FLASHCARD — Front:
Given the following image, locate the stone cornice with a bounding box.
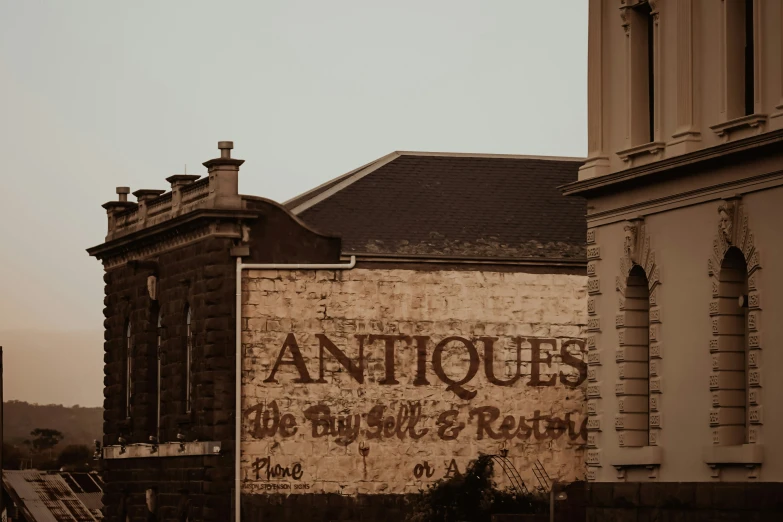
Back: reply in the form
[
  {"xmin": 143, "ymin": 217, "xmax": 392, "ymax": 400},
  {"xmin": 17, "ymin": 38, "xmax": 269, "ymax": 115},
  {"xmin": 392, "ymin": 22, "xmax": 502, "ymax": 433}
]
[
  {"xmin": 87, "ymin": 209, "xmax": 263, "ymax": 268},
  {"xmin": 561, "ymin": 129, "xmax": 783, "ymax": 198}
]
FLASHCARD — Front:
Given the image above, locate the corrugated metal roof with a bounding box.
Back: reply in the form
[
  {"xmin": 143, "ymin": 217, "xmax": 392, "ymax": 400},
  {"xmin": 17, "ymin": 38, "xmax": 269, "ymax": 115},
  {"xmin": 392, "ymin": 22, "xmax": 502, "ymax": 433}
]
[{"xmin": 3, "ymin": 471, "xmax": 103, "ymax": 522}]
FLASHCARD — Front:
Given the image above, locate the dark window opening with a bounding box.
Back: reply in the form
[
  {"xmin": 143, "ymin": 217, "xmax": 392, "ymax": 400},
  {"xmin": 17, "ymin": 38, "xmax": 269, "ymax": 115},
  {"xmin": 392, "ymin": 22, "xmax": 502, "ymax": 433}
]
[
  {"xmin": 125, "ymin": 320, "xmax": 133, "ymax": 419},
  {"xmin": 744, "ymin": 0, "xmax": 754, "ymax": 116},
  {"xmin": 624, "ymin": 265, "xmax": 651, "ymax": 447},
  {"xmin": 720, "ymin": 247, "xmax": 750, "ymax": 443},
  {"xmin": 185, "ymin": 305, "xmax": 193, "ymax": 414},
  {"xmin": 645, "ymin": 2, "xmax": 655, "ymax": 142},
  {"xmin": 156, "ymin": 309, "xmax": 163, "ymax": 441},
  {"xmin": 630, "ymin": 1, "xmax": 655, "ymax": 145}
]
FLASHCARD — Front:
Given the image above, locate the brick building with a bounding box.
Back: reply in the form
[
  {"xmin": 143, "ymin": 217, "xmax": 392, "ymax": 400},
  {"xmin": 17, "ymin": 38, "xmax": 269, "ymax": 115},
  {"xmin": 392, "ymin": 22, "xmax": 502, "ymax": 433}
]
[
  {"xmin": 563, "ymin": 1, "xmax": 783, "ymax": 519},
  {"xmin": 88, "ymin": 144, "xmax": 588, "ymax": 520}
]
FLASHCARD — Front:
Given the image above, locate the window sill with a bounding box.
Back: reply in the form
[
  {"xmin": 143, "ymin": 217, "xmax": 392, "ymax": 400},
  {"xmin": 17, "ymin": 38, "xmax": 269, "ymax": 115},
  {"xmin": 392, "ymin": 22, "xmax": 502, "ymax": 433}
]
[
  {"xmin": 616, "ymin": 142, "xmax": 666, "ymax": 163},
  {"xmin": 703, "ymin": 444, "xmax": 762, "ymax": 478},
  {"xmin": 710, "ymin": 114, "xmax": 768, "ymax": 138},
  {"xmin": 611, "ymin": 446, "xmax": 663, "ymax": 467},
  {"xmin": 103, "ymin": 440, "xmax": 223, "ymax": 459},
  {"xmin": 703, "ymin": 444, "xmax": 762, "ymax": 466},
  {"xmin": 612, "ymin": 446, "xmax": 662, "ymax": 479}
]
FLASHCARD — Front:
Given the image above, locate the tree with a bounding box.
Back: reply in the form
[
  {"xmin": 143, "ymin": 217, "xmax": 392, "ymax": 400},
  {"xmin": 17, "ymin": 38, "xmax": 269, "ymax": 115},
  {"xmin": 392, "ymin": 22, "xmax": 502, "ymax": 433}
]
[
  {"xmin": 56, "ymin": 444, "xmax": 93, "ymax": 471},
  {"xmin": 405, "ymin": 456, "xmax": 542, "ymax": 522},
  {"xmin": 23, "ymin": 428, "xmax": 65, "ymax": 467},
  {"xmin": 25, "ymin": 428, "xmax": 64, "ymax": 453}
]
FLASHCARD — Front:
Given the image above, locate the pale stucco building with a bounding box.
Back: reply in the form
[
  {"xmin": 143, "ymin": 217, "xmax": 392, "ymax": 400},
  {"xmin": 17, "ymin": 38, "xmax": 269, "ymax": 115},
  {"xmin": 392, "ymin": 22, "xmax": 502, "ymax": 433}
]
[{"xmin": 562, "ymin": 0, "xmax": 783, "ymax": 517}]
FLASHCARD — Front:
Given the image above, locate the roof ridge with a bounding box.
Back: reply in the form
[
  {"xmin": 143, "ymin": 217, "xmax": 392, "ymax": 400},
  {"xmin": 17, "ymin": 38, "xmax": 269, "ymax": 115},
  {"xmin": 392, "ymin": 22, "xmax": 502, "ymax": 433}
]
[
  {"xmin": 282, "ymin": 155, "xmax": 386, "ymax": 209},
  {"xmin": 395, "ymin": 150, "xmax": 586, "ymax": 162},
  {"xmin": 288, "ymin": 152, "xmax": 400, "ymax": 215},
  {"xmin": 287, "ymin": 150, "xmax": 585, "ymax": 215}
]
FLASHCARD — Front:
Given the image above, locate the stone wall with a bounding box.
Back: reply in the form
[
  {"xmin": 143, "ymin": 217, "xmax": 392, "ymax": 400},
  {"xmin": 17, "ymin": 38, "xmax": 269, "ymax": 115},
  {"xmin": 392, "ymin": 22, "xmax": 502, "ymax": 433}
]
[
  {"xmin": 102, "ymin": 235, "xmax": 237, "ymax": 521},
  {"xmin": 585, "ymin": 482, "xmax": 783, "ymax": 521},
  {"xmin": 240, "ymin": 267, "xmax": 588, "ymax": 499}
]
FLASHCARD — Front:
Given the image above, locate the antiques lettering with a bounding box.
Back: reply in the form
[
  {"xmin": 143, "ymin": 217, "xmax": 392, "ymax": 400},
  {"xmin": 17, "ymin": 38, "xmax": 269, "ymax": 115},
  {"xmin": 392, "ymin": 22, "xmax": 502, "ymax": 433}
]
[{"xmin": 262, "ymin": 334, "xmax": 586, "ymax": 399}]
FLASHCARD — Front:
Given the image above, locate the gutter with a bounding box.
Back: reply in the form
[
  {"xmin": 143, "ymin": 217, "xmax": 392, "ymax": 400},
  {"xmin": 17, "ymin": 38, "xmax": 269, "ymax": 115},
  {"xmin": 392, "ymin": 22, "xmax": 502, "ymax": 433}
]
[
  {"xmin": 233, "ymin": 255, "xmax": 357, "ymax": 522},
  {"xmin": 341, "ymin": 252, "xmax": 586, "ymax": 268}
]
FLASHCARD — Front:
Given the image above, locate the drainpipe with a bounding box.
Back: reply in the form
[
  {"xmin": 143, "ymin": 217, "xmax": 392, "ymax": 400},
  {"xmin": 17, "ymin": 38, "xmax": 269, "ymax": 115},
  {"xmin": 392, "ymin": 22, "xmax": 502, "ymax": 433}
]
[{"xmin": 234, "ymin": 256, "xmax": 356, "ymax": 522}]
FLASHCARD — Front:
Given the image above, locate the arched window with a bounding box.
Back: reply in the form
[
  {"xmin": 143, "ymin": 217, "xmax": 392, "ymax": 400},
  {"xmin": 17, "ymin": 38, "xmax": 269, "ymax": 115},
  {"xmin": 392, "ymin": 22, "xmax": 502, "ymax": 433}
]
[
  {"xmin": 125, "ymin": 320, "xmax": 133, "ymax": 419},
  {"xmin": 617, "ymin": 265, "xmax": 651, "ymax": 447},
  {"xmin": 712, "ymin": 246, "xmax": 749, "ymax": 445},
  {"xmin": 185, "ymin": 305, "xmax": 192, "ymax": 413},
  {"xmin": 156, "ymin": 309, "xmax": 163, "ymax": 440}
]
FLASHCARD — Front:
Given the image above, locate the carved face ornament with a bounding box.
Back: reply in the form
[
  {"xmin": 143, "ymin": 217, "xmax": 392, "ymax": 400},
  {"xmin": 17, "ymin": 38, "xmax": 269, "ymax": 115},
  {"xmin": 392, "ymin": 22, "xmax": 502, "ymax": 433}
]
[
  {"xmin": 623, "ymin": 224, "xmax": 638, "ymax": 264},
  {"xmin": 718, "ymin": 203, "xmax": 733, "ymax": 244}
]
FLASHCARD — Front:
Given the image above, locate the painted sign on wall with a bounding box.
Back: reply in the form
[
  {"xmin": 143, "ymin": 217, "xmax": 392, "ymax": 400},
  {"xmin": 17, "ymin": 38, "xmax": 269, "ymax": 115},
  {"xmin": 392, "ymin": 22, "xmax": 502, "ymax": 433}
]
[{"xmin": 241, "ymin": 268, "xmax": 588, "ymax": 495}]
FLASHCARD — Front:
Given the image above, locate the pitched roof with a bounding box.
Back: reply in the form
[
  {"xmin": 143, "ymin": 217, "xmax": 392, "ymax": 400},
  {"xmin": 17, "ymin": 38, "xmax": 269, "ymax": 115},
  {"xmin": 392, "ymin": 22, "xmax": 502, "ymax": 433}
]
[{"xmin": 286, "ymin": 151, "xmax": 586, "ymax": 263}]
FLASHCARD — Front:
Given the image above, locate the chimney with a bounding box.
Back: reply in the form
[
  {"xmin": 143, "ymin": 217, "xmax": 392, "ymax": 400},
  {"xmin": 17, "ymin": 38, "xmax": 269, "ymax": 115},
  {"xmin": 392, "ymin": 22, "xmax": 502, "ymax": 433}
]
[
  {"xmin": 133, "ymin": 189, "xmax": 166, "ymax": 203},
  {"xmin": 165, "ymin": 174, "xmax": 201, "ymax": 215},
  {"xmin": 101, "ymin": 187, "xmax": 138, "ymax": 239},
  {"xmin": 202, "ymin": 141, "xmax": 244, "ymax": 209},
  {"xmin": 133, "ymin": 189, "xmax": 166, "ymax": 226}
]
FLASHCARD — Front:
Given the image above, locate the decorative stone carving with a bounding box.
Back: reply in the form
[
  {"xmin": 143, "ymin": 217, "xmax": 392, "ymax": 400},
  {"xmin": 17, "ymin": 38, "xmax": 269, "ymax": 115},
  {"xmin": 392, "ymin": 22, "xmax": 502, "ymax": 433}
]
[
  {"xmin": 707, "ymin": 198, "xmax": 764, "ymax": 448},
  {"xmin": 147, "ymin": 276, "xmax": 158, "ymax": 301},
  {"xmin": 717, "ymin": 201, "xmax": 736, "ymax": 245},
  {"xmin": 623, "ymin": 223, "xmax": 639, "ymax": 264},
  {"xmin": 648, "ymin": 0, "xmax": 660, "ymax": 20},
  {"xmin": 585, "ymin": 227, "xmax": 603, "ymax": 478},
  {"xmin": 614, "ymin": 218, "xmax": 662, "ymax": 447}
]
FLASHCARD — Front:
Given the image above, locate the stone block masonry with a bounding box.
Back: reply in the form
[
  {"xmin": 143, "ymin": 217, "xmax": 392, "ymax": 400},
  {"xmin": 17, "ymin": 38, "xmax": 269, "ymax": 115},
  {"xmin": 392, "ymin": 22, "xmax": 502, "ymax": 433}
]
[
  {"xmin": 102, "ymin": 236, "xmax": 237, "ymax": 521},
  {"xmin": 241, "ymin": 267, "xmax": 588, "ymax": 497}
]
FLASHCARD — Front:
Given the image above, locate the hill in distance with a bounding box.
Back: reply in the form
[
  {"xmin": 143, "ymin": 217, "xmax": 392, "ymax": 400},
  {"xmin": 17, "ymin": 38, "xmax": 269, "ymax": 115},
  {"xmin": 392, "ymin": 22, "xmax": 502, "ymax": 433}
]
[{"xmin": 3, "ymin": 400, "xmax": 103, "ymax": 450}]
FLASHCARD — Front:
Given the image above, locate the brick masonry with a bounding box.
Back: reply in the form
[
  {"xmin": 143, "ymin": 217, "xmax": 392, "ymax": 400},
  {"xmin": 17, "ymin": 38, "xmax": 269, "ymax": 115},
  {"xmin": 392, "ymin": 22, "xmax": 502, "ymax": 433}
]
[{"xmin": 240, "ymin": 267, "xmax": 589, "ymax": 500}]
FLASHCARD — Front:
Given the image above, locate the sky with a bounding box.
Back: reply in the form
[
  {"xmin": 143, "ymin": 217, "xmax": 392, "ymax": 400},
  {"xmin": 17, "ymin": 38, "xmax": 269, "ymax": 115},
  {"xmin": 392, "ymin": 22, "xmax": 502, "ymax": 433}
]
[{"xmin": 0, "ymin": 1, "xmax": 588, "ymax": 407}]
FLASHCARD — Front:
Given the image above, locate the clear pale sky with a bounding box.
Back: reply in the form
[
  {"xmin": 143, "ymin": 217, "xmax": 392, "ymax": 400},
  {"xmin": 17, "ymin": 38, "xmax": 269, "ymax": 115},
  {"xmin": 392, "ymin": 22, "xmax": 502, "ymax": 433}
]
[{"xmin": 0, "ymin": 1, "xmax": 587, "ymax": 406}]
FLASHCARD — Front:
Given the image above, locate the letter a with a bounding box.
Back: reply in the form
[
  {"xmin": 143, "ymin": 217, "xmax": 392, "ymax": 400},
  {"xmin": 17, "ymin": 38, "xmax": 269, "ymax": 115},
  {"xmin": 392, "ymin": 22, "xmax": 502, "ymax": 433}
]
[{"xmin": 264, "ymin": 333, "xmax": 314, "ymax": 383}]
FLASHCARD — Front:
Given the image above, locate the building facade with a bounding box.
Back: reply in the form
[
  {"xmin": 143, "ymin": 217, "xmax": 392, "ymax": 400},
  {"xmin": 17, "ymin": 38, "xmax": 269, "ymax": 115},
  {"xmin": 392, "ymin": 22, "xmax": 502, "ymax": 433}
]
[
  {"xmin": 89, "ymin": 146, "xmax": 590, "ymax": 520},
  {"xmin": 564, "ymin": 0, "xmax": 783, "ymax": 518}
]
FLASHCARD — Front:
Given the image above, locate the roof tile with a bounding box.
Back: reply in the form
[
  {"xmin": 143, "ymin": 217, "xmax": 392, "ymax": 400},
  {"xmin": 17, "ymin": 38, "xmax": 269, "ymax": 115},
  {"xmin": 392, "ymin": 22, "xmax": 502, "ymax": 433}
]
[{"xmin": 294, "ymin": 153, "xmax": 586, "ymax": 261}]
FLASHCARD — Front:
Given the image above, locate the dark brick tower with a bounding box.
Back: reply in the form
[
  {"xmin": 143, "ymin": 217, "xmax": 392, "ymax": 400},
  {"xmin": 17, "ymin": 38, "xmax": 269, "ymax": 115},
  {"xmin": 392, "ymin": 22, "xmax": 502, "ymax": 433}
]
[{"xmin": 88, "ymin": 142, "xmax": 340, "ymax": 521}]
